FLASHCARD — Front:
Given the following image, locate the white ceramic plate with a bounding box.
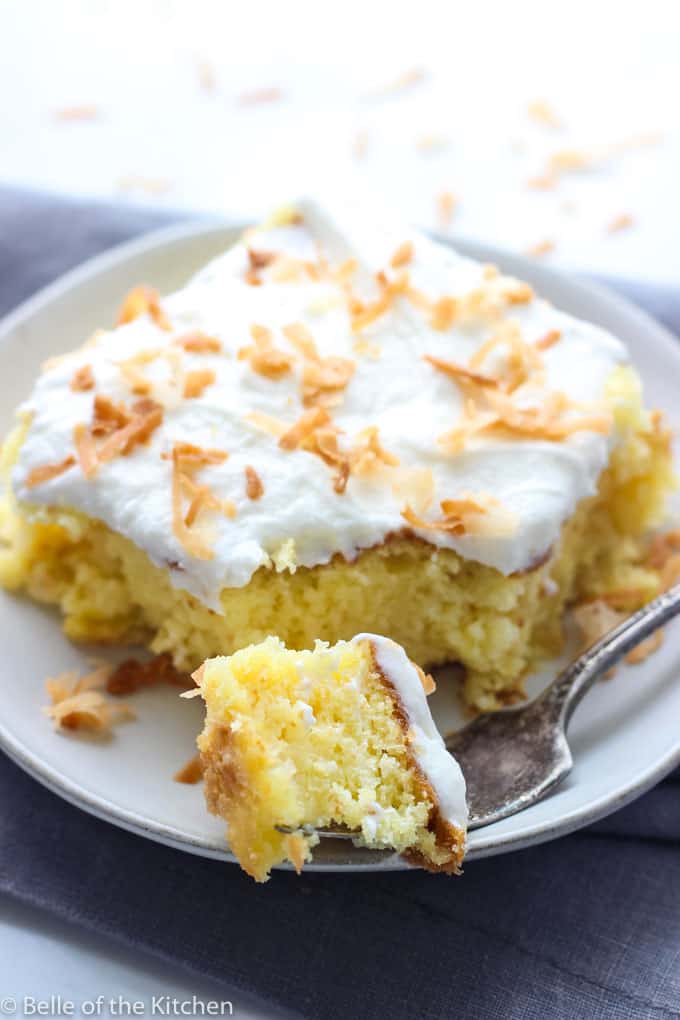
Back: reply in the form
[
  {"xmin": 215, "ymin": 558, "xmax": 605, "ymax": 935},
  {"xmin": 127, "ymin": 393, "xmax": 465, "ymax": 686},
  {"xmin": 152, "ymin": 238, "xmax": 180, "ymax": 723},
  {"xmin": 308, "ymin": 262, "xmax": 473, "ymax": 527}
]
[{"xmin": 1, "ymin": 222, "xmax": 679, "ymax": 872}]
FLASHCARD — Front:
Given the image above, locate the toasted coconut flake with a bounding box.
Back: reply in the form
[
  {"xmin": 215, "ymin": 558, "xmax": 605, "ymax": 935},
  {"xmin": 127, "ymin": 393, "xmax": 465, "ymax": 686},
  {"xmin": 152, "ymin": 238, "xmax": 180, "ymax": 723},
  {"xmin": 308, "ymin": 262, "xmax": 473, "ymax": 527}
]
[
  {"xmin": 420, "ymin": 274, "xmax": 532, "ymax": 328},
  {"xmin": 302, "ymin": 355, "xmax": 355, "ymax": 407},
  {"xmin": 245, "ymin": 248, "xmax": 276, "ymax": 285},
  {"xmin": 45, "ymin": 666, "xmax": 107, "ymax": 703},
  {"xmin": 117, "ymin": 285, "xmax": 171, "ymax": 331},
  {"xmin": 454, "ymin": 286, "xmax": 503, "ymax": 324},
  {"xmin": 416, "ymin": 664, "xmax": 436, "ymax": 695},
  {"xmin": 332, "ymin": 459, "xmax": 351, "ymax": 494},
  {"xmin": 334, "ymin": 258, "xmax": 359, "ymax": 284},
  {"xmin": 282, "ymin": 322, "xmax": 318, "ymax": 360},
  {"xmin": 304, "ymin": 426, "xmax": 341, "ymax": 464},
  {"xmin": 469, "ymin": 321, "xmax": 545, "ymax": 392},
  {"xmin": 246, "ymin": 411, "xmax": 288, "ymax": 438},
  {"xmin": 179, "ymin": 686, "xmax": 203, "ymax": 700},
  {"xmin": 70, "ymin": 364, "xmax": 94, "ymax": 391},
  {"xmin": 502, "ymin": 279, "xmax": 535, "ymax": 304},
  {"xmin": 25, "ymin": 456, "xmax": 75, "ymax": 489},
  {"xmin": 389, "ymin": 66, "xmax": 426, "ymax": 91},
  {"xmin": 165, "ymin": 442, "xmax": 228, "ymax": 470},
  {"xmin": 239, "ymin": 323, "xmax": 294, "ymax": 378},
  {"xmin": 270, "ymin": 255, "xmax": 306, "ymax": 283},
  {"xmin": 190, "ymin": 663, "xmax": 205, "ymax": 688},
  {"xmin": 117, "ymin": 175, "xmax": 172, "ymax": 197},
  {"xmin": 597, "ymin": 588, "xmax": 651, "ymax": 611},
  {"xmin": 438, "ymin": 399, "xmax": 500, "ymax": 454},
  {"xmin": 415, "ymin": 133, "xmax": 450, "ymax": 153},
  {"xmin": 436, "ymin": 190, "xmax": 457, "ymax": 228},
  {"xmin": 430, "ymin": 296, "xmax": 458, "ymax": 331},
  {"xmin": 403, "ymin": 282, "xmax": 431, "ymax": 312},
  {"xmin": 120, "ymin": 365, "xmax": 150, "ymax": 396},
  {"xmin": 551, "ymin": 148, "xmax": 594, "ymax": 172},
  {"xmin": 352, "ymin": 337, "xmax": 382, "ymax": 359},
  {"xmin": 248, "ymin": 248, "xmax": 276, "ymax": 269},
  {"xmin": 350, "ymin": 291, "xmax": 391, "ymax": 333},
  {"xmin": 306, "ymin": 428, "xmax": 350, "ymax": 493},
  {"xmin": 43, "ymin": 351, "xmax": 78, "ymax": 372},
  {"xmin": 222, "ymin": 498, "xmax": 238, "ymax": 519},
  {"xmin": 424, "ymin": 354, "xmax": 498, "ymax": 390},
  {"xmin": 175, "ymin": 755, "xmax": 204, "ymax": 784},
  {"xmin": 527, "ymin": 99, "xmax": 562, "ymax": 128},
  {"xmin": 351, "ymin": 127, "xmax": 370, "ymax": 160},
  {"xmin": 535, "ymin": 329, "xmax": 562, "ymax": 351},
  {"xmin": 350, "ymin": 426, "xmax": 400, "ymax": 476},
  {"xmin": 167, "ymin": 443, "xmax": 230, "ymax": 553},
  {"xmin": 366, "ymin": 66, "xmax": 426, "ymax": 99},
  {"xmin": 402, "ymin": 493, "xmax": 516, "ymax": 537},
  {"xmin": 530, "ymin": 138, "xmax": 654, "ymax": 191},
  {"xmin": 391, "ymin": 467, "xmax": 434, "ymax": 514},
  {"xmin": 574, "ymin": 594, "xmax": 665, "ymax": 668},
  {"xmin": 251, "ymin": 323, "xmax": 272, "ymax": 345},
  {"xmin": 73, "ymin": 423, "xmax": 98, "ymax": 479},
  {"xmin": 90, "ymin": 395, "xmax": 126, "ymax": 435},
  {"xmin": 237, "ymin": 86, "xmax": 282, "ymax": 105},
  {"xmin": 485, "ymin": 388, "xmax": 612, "ymax": 440},
  {"xmin": 647, "ymin": 529, "xmax": 680, "ymax": 570},
  {"xmin": 402, "ymin": 502, "xmax": 463, "ymax": 536},
  {"xmin": 183, "ymin": 482, "xmax": 222, "ymax": 527},
  {"xmin": 572, "ymin": 601, "xmax": 623, "ymax": 666},
  {"xmin": 96, "ymin": 399, "xmax": 164, "ymax": 463},
  {"xmin": 283, "ymin": 833, "xmax": 308, "ymax": 874},
  {"xmin": 525, "ymin": 239, "xmax": 555, "ymax": 258},
  {"xmin": 646, "ymin": 530, "xmax": 680, "ymax": 592},
  {"xmin": 183, "ymin": 369, "xmax": 216, "ymax": 399},
  {"xmin": 527, "ymin": 172, "xmax": 557, "ymax": 190},
  {"xmin": 44, "ymin": 665, "xmax": 134, "ymax": 734},
  {"xmin": 279, "ymin": 407, "xmax": 332, "ymax": 450},
  {"xmin": 606, "ymin": 212, "xmax": 634, "ymax": 234},
  {"xmin": 245, "ymin": 465, "xmax": 264, "ymax": 499},
  {"xmin": 174, "ymin": 331, "xmax": 222, "ymax": 353},
  {"xmin": 196, "ymin": 55, "xmax": 216, "ymax": 93},
  {"xmin": 390, "ymin": 241, "xmax": 414, "ymax": 268},
  {"xmin": 279, "ymin": 409, "xmax": 350, "ymax": 492},
  {"xmin": 171, "ymin": 447, "xmax": 216, "ymax": 560},
  {"xmin": 54, "ymin": 104, "xmax": 100, "ymax": 122},
  {"xmin": 117, "ymin": 347, "xmax": 163, "ymax": 395}
]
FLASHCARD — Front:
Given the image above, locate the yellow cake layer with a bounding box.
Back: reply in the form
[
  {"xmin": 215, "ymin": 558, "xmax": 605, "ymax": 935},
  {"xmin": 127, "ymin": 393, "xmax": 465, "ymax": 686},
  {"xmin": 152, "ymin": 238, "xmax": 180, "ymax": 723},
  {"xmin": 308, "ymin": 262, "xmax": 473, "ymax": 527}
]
[
  {"xmin": 0, "ymin": 367, "xmax": 674, "ymax": 710},
  {"xmin": 197, "ymin": 636, "xmax": 464, "ymax": 880}
]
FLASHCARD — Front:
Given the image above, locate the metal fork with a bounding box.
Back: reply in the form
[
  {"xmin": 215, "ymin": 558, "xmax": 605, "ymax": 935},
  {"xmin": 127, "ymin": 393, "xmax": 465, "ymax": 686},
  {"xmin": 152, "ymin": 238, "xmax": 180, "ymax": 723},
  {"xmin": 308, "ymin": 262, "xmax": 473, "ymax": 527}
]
[{"xmin": 279, "ymin": 581, "xmax": 680, "ymax": 840}]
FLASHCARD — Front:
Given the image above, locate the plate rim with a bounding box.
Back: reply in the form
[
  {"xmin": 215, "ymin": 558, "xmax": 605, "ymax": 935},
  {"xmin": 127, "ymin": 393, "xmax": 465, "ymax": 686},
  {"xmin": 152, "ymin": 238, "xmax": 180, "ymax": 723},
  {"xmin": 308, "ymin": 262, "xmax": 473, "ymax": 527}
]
[{"xmin": 1, "ymin": 217, "xmax": 679, "ymax": 872}]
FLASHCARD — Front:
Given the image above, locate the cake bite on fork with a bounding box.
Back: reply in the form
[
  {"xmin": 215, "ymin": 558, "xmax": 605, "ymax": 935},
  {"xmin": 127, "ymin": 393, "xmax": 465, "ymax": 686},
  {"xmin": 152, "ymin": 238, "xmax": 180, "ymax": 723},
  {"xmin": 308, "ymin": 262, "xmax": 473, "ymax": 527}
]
[{"xmin": 189, "ymin": 634, "xmax": 467, "ymax": 882}]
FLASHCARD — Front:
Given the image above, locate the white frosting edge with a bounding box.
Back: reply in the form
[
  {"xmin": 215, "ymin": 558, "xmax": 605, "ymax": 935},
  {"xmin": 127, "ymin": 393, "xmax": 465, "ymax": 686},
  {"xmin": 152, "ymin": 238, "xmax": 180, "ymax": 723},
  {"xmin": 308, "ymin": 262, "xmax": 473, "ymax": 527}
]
[{"xmin": 353, "ymin": 632, "xmax": 468, "ymax": 834}]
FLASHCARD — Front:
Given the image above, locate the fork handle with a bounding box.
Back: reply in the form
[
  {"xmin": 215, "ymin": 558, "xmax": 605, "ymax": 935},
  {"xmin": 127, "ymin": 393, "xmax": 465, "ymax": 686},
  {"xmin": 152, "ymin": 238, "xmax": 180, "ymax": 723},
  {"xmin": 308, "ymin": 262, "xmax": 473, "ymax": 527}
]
[{"xmin": 540, "ymin": 581, "xmax": 680, "ymax": 729}]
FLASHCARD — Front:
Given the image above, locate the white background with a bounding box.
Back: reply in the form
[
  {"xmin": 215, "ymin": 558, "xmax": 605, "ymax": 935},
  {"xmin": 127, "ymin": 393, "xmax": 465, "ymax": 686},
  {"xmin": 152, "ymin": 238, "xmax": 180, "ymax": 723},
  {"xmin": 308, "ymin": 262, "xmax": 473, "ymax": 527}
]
[
  {"xmin": 0, "ymin": 0, "xmax": 679, "ymax": 1015},
  {"xmin": 1, "ymin": 0, "xmax": 679, "ymax": 283}
]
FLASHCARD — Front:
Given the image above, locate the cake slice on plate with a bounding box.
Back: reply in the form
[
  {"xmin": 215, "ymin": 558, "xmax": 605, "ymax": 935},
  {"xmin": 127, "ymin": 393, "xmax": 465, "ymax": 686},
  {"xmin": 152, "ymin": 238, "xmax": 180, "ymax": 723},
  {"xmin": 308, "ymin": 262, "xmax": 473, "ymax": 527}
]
[
  {"xmin": 192, "ymin": 634, "xmax": 467, "ymax": 881},
  {"xmin": 1, "ymin": 196, "xmax": 673, "ymax": 711}
]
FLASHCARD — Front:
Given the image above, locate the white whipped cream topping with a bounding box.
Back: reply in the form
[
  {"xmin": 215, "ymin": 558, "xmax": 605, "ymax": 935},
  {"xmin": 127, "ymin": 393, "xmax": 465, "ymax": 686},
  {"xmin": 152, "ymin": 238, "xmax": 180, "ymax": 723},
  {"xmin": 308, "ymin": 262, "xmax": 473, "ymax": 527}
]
[
  {"xmin": 354, "ymin": 633, "xmax": 468, "ymax": 833},
  {"xmin": 13, "ymin": 197, "xmax": 628, "ymax": 608}
]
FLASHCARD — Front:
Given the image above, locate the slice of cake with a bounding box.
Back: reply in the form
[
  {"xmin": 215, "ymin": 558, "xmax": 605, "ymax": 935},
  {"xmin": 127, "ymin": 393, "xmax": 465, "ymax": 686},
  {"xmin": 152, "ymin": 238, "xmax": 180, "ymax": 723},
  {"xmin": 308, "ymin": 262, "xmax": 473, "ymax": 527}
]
[
  {"xmin": 192, "ymin": 634, "xmax": 467, "ymax": 881},
  {"xmin": 0, "ymin": 197, "xmax": 673, "ymax": 709}
]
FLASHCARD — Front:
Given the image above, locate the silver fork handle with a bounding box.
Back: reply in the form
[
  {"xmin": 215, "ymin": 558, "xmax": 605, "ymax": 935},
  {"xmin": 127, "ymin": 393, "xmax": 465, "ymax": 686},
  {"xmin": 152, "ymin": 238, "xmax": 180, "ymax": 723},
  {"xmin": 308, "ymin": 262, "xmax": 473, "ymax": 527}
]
[{"xmin": 540, "ymin": 581, "xmax": 680, "ymax": 729}]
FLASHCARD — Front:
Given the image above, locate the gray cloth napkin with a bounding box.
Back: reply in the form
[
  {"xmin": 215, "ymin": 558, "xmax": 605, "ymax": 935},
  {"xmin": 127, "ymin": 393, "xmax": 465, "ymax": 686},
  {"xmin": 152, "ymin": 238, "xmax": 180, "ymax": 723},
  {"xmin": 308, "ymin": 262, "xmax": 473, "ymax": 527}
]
[{"xmin": 1, "ymin": 186, "xmax": 679, "ymax": 1020}]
